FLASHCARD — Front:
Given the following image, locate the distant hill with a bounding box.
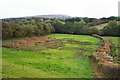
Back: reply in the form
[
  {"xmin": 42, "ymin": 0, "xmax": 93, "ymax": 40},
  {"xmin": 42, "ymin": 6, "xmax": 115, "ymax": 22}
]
[
  {"xmin": 1, "ymin": 14, "xmax": 72, "ymax": 20},
  {"xmin": 27, "ymin": 14, "xmax": 71, "ymax": 19}
]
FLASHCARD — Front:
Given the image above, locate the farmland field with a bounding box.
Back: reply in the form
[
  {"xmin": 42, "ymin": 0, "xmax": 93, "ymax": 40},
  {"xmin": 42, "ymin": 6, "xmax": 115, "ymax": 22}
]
[
  {"xmin": 94, "ymin": 23, "xmax": 108, "ymax": 30},
  {"xmin": 2, "ymin": 34, "xmax": 101, "ymax": 78}
]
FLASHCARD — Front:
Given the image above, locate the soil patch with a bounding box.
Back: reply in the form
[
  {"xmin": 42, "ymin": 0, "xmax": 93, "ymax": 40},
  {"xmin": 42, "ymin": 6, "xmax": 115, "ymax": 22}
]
[{"xmin": 2, "ymin": 37, "xmax": 56, "ymax": 48}]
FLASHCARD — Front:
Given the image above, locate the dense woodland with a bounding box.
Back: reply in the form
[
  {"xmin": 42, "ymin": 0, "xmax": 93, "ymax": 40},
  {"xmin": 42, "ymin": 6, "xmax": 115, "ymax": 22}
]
[{"xmin": 1, "ymin": 16, "xmax": 120, "ymax": 39}]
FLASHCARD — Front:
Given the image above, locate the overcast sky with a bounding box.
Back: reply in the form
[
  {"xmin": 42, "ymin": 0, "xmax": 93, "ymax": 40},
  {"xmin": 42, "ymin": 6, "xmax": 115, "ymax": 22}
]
[{"xmin": 0, "ymin": 0, "xmax": 119, "ymax": 19}]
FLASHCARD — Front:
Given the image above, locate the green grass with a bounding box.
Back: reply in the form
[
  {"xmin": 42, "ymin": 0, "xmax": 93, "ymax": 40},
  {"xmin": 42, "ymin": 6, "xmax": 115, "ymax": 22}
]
[
  {"xmin": 0, "ymin": 40, "xmax": 2, "ymax": 78},
  {"xmin": 104, "ymin": 37, "xmax": 119, "ymax": 46},
  {"xmin": 0, "ymin": 50, "xmax": 1, "ymax": 78},
  {"xmin": 2, "ymin": 34, "xmax": 101, "ymax": 78},
  {"xmin": 93, "ymin": 23, "xmax": 108, "ymax": 30},
  {"xmin": 104, "ymin": 36, "xmax": 120, "ymax": 63}
]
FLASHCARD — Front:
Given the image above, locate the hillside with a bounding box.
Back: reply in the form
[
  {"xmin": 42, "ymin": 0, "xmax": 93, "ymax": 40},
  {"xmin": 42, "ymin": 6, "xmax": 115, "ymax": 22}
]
[
  {"xmin": 93, "ymin": 21, "xmax": 120, "ymax": 30},
  {"xmin": 93, "ymin": 23, "xmax": 108, "ymax": 30}
]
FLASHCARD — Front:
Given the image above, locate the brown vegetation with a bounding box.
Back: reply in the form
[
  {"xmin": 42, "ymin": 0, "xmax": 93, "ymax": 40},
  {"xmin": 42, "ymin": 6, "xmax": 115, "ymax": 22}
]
[
  {"xmin": 2, "ymin": 37, "xmax": 56, "ymax": 48},
  {"xmin": 47, "ymin": 45, "xmax": 58, "ymax": 49}
]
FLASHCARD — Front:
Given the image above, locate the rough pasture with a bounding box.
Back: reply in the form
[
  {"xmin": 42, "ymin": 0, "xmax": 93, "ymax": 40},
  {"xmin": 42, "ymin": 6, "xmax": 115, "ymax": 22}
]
[{"xmin": 2, "ymin": 34, "xmax": 101, "ymax": 78}]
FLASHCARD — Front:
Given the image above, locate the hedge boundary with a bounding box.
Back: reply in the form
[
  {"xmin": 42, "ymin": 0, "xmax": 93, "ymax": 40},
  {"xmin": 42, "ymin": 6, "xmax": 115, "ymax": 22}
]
[{"xmin": 91, "ymin": 34, "xmax": 120, "ymax": 78}]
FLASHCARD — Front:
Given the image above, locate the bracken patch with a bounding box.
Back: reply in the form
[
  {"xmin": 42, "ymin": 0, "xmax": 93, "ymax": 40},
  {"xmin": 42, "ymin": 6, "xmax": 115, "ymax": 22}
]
[{"xmin": 2, "ymin": 37, "xmax": 56, "ymax": 48}]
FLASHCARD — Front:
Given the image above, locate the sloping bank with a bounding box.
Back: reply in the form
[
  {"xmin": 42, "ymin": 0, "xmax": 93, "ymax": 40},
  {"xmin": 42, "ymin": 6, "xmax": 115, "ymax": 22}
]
[{"xmin": 91, "ymin": 34, "xmax": 120, "ymax": 78}]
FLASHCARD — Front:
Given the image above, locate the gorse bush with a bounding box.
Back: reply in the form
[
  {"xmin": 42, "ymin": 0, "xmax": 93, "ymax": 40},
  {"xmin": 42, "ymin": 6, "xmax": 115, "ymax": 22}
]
[
  {"xmin": 2, "ymin": 20, "xmax": 55, "ymax": 39},
  {"xmin": 2, "ymin": 22, "xmax": 13, "ymax": 39}
]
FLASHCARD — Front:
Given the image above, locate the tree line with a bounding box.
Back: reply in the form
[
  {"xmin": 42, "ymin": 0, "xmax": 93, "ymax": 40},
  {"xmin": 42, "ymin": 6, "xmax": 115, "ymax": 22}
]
[
  {"xmin": 2, "ymin": 18, "xmax": 55, "ymax": 39},
  {"xmin": 101, "ymin": 21, "xmax": 120, "ymax": 36},
  {"xmin": 2, "ymin": 16, "xmax": 120, "ymax": 39}
]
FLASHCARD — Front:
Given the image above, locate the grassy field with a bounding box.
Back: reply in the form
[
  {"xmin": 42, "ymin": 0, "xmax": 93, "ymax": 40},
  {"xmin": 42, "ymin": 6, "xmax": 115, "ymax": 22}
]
[
  {"xmin": 0, "ymin": 43, "xmax": 2, "ymax": 78},
  {"xmin": 93, "ymin": 23, "xmax": 108, "ymax": 30},
  {"xmin": 104, "ymin": 36, "xmax": 120, "ymax": 63},
  {"xmin": 2, "ymin": 34, "xmax": 101, "ymax": 78}
]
